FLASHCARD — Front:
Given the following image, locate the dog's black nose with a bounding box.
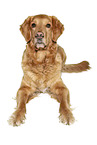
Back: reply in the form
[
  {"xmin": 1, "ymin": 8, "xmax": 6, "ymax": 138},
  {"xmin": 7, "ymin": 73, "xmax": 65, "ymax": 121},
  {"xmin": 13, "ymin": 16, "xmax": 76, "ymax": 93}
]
[{"xmin": 35, "ymin": 32, "xmax": 44, "ymax": 38}]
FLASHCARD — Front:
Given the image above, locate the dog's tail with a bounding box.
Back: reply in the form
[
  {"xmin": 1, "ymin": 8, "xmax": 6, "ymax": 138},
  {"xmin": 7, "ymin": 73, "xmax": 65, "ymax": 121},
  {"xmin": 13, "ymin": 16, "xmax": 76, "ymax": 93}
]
[{"xmin": 62, "ymin": 61, "xmax": 90, "ymax": 73}]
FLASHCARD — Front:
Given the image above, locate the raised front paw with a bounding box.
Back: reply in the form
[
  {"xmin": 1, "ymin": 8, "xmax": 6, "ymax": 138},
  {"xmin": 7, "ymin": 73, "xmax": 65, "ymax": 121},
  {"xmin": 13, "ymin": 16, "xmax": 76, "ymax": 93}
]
[{"xmin": 8, "ymin": 109, "xmax": 26, "ymax": 126}]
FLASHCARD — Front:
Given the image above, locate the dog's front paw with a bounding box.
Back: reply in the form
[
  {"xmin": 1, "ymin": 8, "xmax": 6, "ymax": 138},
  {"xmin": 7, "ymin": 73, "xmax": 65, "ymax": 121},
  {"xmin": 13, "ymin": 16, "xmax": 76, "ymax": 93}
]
[
  {"xmin": 8, "ymin": 109, "xmax": 26, "ymax": 126},
  {"xmin": 59, "ymin": 109, "xmax": 75, "ymax": 125}
]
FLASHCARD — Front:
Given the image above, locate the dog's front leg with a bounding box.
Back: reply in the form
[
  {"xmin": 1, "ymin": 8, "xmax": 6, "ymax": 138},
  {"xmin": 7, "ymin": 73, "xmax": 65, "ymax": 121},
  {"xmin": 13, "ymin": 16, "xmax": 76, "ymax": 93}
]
[
  {"xmin": 50, "ymin": 81, "xmax": 75, "ymax": 125},
  {"xmin": 8, "ymin": 83, "xmax": 37, "ymax": 126}
]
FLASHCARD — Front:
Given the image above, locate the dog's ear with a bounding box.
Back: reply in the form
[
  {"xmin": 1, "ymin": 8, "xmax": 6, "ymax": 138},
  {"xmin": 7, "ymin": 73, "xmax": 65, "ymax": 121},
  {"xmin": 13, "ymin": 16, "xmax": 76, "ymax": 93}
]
[
  {"xmin": 20, "ymin": 16, "xmax": 32, "ymax": 42},
  {"xmin": 52, "ymin": 16, "xmax": 64, "ymax": 42}
]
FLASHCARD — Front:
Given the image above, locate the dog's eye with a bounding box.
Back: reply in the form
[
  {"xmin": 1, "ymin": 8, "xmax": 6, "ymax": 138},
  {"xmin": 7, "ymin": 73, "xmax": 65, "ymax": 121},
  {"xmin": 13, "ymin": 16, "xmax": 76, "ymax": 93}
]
[
  {"xmin": 32, "ymin": 23, "xmax": 36, "ymax": 28},
  {"xmin": 46, "ymin": 24, "xmax": 51, "ymax": 28}
]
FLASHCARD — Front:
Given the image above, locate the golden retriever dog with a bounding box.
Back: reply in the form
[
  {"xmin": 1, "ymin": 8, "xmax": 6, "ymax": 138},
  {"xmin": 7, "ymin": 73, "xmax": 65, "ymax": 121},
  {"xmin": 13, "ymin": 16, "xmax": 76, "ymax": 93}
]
[{"xmin": 8, "ymin": 14, "xmax": 90, "ymax": 126}]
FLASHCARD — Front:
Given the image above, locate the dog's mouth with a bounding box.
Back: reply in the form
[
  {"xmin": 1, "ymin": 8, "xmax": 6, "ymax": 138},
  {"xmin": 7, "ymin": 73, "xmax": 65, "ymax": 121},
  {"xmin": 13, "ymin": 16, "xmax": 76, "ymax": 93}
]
[{"xmin": 35, "ymin": 39, "xmax": 46, "ymax": 51}]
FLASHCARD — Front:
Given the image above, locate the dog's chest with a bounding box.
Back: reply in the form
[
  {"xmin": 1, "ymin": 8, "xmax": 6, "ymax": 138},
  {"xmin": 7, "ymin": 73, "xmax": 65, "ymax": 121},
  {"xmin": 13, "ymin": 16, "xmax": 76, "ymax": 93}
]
[
  {"xmin": 35, "ymin": 53, "xmax": 62, "ymax": 75},
  {"xmin": 23, "ymin": 52, "xmax": 62, "ymax": 89}
]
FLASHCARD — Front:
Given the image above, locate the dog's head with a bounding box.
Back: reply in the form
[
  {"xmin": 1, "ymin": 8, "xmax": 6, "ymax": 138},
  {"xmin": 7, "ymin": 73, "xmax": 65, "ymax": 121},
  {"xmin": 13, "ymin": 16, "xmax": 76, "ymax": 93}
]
[{"xmin": 20, "ymin": 15, "xmax": 64, "ymax": 51}]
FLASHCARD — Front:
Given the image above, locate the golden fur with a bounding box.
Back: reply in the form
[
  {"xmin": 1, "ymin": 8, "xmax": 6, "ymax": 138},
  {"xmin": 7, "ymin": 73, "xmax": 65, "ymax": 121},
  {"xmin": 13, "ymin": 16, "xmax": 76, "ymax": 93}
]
[{"xmin": 8, "ymin": 14, "xmax": 90, "ymax": 126}]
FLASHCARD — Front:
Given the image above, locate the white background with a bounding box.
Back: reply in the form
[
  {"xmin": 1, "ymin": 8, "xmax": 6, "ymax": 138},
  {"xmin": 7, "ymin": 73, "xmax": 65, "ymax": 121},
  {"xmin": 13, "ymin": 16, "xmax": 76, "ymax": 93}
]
[{"xmin": 0, "ymin": 0, "xmax": 97, "ymax": 144}]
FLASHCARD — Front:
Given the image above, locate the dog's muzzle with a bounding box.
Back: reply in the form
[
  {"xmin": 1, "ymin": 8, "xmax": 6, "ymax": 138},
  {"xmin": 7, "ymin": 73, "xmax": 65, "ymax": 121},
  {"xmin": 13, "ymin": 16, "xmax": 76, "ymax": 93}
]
[{"xmin": 35, "ymin": 32, "xmax": 46, "ymax": 50}]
